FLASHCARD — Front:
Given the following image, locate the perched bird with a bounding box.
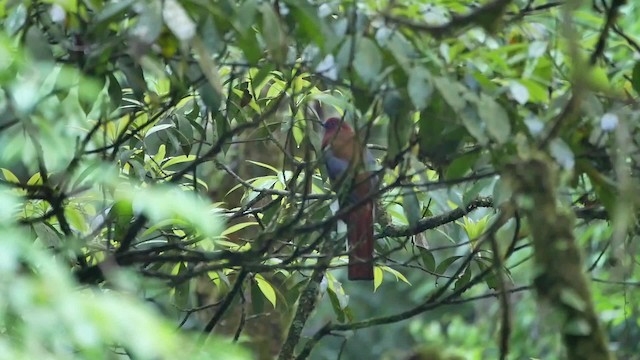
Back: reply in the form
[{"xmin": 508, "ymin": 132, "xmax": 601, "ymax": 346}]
[{"xmin": 321, "ymin": 117, "xmax": 378, "ymax": 280}]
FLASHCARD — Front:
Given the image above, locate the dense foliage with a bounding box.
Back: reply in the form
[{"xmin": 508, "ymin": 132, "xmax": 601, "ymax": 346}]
[{"xmin": 1, "ymin": 0, "xmax": 639, "ymax": 359}]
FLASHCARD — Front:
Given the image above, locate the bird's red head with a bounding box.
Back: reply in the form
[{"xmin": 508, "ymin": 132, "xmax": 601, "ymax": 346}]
[{"xmin": 321, "ymin": 117, "xmax": 353, "ymax": 148}]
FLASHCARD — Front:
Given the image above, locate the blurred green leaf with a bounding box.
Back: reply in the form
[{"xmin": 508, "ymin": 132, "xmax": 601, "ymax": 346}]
[
  {"xmin": 354, "ymin": 37, "xmax": 382, "ymax": 84},
  {"xmin": 260, "ymin": 2, "xmax": 286, "ymax": 63},
  {"xmin": 403, "ymin": 188, "xmax": 421, "ymax": 230},
  {"xmin": 632, "ymin": 62, "xmax": 640, "ymax": 95},
  {"xmin": 408, "ymin": 68, "xmax": 433, "ymax": 110},
  {"xmin": 476, "ymin": 94, "xmax": 510, "ymax": 144},
  {"xmin": 221, "ymin": 222, "xmax": 259, "ymax": 237},
  {"xmin": 1, "ymin": 168, "xmax": 19, "ymax": 183}
]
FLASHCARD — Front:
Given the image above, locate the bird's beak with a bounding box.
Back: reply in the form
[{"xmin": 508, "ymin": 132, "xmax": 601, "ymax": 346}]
[{"xmin": 310, "ymin": 119, "xmax": 326, "ymax": 128}]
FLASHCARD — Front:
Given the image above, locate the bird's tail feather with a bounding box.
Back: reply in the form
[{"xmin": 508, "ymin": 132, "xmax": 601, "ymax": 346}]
[{"xmin": 347, "ymin": 202, "xmax": 374, "ymax": 280}]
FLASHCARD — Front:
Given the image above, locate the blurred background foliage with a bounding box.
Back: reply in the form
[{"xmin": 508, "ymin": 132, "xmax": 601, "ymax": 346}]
[{"xmin": 0, "ymin": 0, "xmax": 639, "ymax": 359}]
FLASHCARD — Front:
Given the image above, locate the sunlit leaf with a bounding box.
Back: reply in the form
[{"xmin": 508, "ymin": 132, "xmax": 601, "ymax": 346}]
[
  {"xmin": 255, "ymin": 274, "xmax": 277, "ymax": 308},
  {"xmin": 221, "ymin": 222, "xmax": 259, "ymax": 236},
  {"xmin": 1, "ymin": 168, "xmax": 19, "ymax": 183},
  {"xmin": 381, "ymin": 266, "xmax": 411, "ymax": 285},
  {"xmin": 162, "ymin": 155, "xmax": 196, "ymax": 169},
  {"xmin": 373, "ymin": 266, "xmax": 383, "ymax": 291}
]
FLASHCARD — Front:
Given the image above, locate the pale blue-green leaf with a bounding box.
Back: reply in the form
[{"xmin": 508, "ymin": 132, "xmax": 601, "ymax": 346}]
[
  {"xmin": 460, "ymin": 106, "xmax": 488, "ymax": 145},
  {"xmin": 492, "ymin": 178, "xmax": 512, "ymax": 207},
  {"xmin": 509, "ymin": 81, "xmax": 529, "ymax": 105},
  {"xmin": 433, "ymin": 77, "xmax": 466, "ymax": 111},
  {"xmin": 408, "ymin": 68, "xmax": 433, "ymax": 110},
  {"xmin": 163, "ymin": 0, "xmax": 195, "ymax": 41},
  {"xmin": 600, "ymin": 113, "xmax": 618, "ymax": 131},
  {"xmin": 477, "ymin": 94, "xmax": 510, "ymax": 144},
  {"xmin": 145, "ymin": 124, "xmax": 174, "ymax": 138},
  {"xmin": 354, "ymin": 37, "xmax": 382, "ymax": 84},
  {"xmin": 528, "ymin": 41, "xmax": 547, "ymax": 58},
  {"xmin": 549, "ymin": 139, "xmax": 574, "ymax": 170},
  {"xmin": 403, "ymin": 189, "xmax": 421, "ymax": 230}
]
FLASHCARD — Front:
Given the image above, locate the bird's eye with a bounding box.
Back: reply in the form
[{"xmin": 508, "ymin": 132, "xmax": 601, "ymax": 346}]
[{"xmin": 324, "ymin": 119, "xmax": 339, "ymax": 129}]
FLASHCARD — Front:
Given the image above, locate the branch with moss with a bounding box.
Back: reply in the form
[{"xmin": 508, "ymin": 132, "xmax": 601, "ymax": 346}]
[
  {"xmin": 277, "ymin": 239, "xmax": 337, "ymax": 360},
  {"xmin": 504, "ymin": 154, "xmax": 613, "ymax": 360}
]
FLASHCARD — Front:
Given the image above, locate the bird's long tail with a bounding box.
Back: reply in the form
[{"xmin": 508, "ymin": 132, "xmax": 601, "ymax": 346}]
[{"xmin": 347, "ymin": 201, "xmax": 374, "ymax": 280}]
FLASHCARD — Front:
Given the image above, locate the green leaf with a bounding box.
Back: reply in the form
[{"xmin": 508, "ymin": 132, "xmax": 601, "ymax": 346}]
[
  {"xmin": 27, "ymin": 173, "xmax": 42, "ymax": 185},
  {"xmin": 198, "ymin": 84, "xmax": 222, "ymax": 116},
  {"xmin": 162, "ymin": 155, "xmax": 196, "ymax": 169},
  {"xmin": 163, "ymin": 0, "xmax": 195, "ymax": 41},
  {"xmin": 173, "ymin": 262, "xmax": 191, "ymax": 309},
  {"xmin": 435, "ymin": 256, "xmax": 463, "ymax": 275},
  {"xmin": 145, "ymin": 124, "xmax": 174, "ymax": 138},
  {"xmin": 132, "ymin": 0, "xmax": 162, "ymax": 44},
  {"xmin": 519, "ymin": 79, "xmax": 548, "ymax": 103},
  {"xmin": 107, "ymin": 73, "xmax": 122, "ymax": 109},
  {"xmin": 385, "ymin": 92, "xmax": 412, "ymax": 162},
  {"xmin": 453, "ymin": 266, "xmax": 472, "ymax": 293},
  {"xmin": 460, "ymin": 105, "xmax": 488, "ymax": 145},
  {"xmin": 381, "ymin": 266, "xmax": 411, "ymax": 285},
  {"xmin": 403, "ymin": 188, "xmax": 421, "ymax": 230},
  {"xmin": 65, "ymin": 205, "xmax": 88, "ymax": 232},
  {"xmin": 549, "ymin": 138, "xmax": 574, "ymax": 170},
  {"xmin": 33, "ymin": 223, "xmax": 62, "ymax": 247},
  {"xmin": 44, "ymin": 0, "xmax": 77, "ymax": 13},
  {"xmin": 433, "ymin": 77, "xmax": 466, "ymax": 111},
  {"xmin": 93, "ymin": 0, "xmax": 135, "ymax": 29},
  {"xmin": 477, "ymin": 94, "xmax": 510, "ymax": 144},
  {"xmin": 354, "ymin": 37, "xmax": 382, "ymax": 84},
  {"xmin": 508, "ymin": 81, "xmax": 529, "ymax": 105},
  {"xmin": 327, "ymin": 288, "xmax": 347, "ymax": 323},
  {"xmin": 284, "ymin": 0, "xmax": 325, "ymax": 46},
  {"xmin": 116, "ymin": 185, "xmax": 224, "ymax": 237},
  {"xmin": 25, "ymin": 27, "xmax": 53, "ymax": 61},
  {"xmin": 492, "ymin": 178, "xmax": 512, "ymax": 207},
  {"xmin": 632, "ymin": 62, "xmax": 640, "ymax": 95},
  {"xmin": 408, "ymin": 68, "xmax": 433, "ymax": 110},
  {"xmin": 251, "ymin": 277, "xmax": 265, "ymax": 314},
  {"xmin": 5, "ymin": 3, "xmax": 27, "ymax": 36},
  {"xmin": 246, "ymin": 160, "xmax": 279, "ymax": 174},
  {"xmin": 260, "ymin": 3, "xmax": 285, "ymax": 62},
  {"xmin": 255, "ymin": 274, "xmax": 277, "ymax": 308},
  {"xmin": 221, "ymin": 222, "xmax": 259, "ymax": 236},
  {"xmin": 419, "ymin": 249, "xmax": 436, "ymax": 272},
  {"xmin": 1, "ymin": 168, "xmax": 19, "ymax": 183},
  {"xmin": 445, "ymin": 152, "xmax": 479, "ymax": 180},
  {"xmin": 373, "ymin": 266, "xmax": 383, "ymax": 291}
]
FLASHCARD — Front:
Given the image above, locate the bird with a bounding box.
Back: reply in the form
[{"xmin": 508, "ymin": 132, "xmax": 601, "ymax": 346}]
[{"xmin": 321, "ymin": 117, "xmax": 378, "ymax": 281}]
